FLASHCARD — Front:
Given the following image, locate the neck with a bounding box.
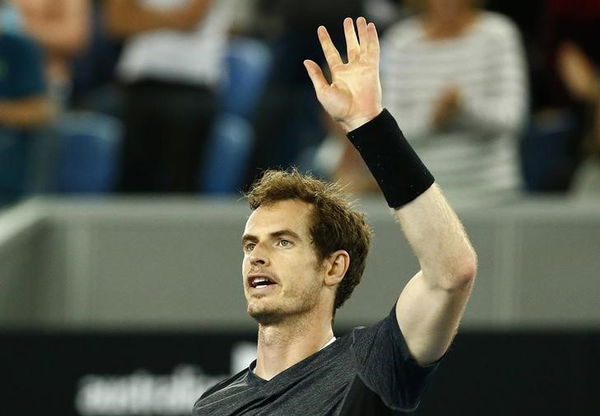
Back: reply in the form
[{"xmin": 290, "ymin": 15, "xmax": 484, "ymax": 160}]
[
  {"xmin": 254, "ymin": 308, "xmax": 334, "ymax": 381},
  {"xmin": 422, "ymin": 8, "xmax": 479, "ymax": 40}
]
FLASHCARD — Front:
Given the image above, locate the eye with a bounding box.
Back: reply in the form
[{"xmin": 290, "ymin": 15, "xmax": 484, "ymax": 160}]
[
  {"xmin": 278, "ymin": 239, "xmax": 292, "ymax": 247},
  {"xmin": 244, "ymin": 242, "xmax": 256, "ymax": 253}
]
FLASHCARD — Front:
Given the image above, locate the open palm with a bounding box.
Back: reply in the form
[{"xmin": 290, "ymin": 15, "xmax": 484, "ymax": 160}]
[{"xmin": 304, "ymin": 17, "xmax": 383, "ymax": 132}]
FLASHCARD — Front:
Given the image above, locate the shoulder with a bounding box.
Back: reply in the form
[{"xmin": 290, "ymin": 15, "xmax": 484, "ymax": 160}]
[
  {"xmin": 346, "ymin": 308, "xmax": 442, "ymax": 412},
  {"xmin": 0, "ymin": 33, "xmax": 46, "ymax": 98},
  {"xmin": 383, "ymin": 16, "xmax": 423, "ymax": 48},
  {"xmin": 475, "ymin": 11, "xmax": 522, "ymax": 41},
  {"xmin": 197, "ymin": 368, "xmax": 248, "ymax": 401},
  {"xmin": 0, "ymin": 33, "xmax": 44, "ymax": 71},
  {"xmin": 0, "ymin": 33, "xmax": 39, "ymax": 53},
  {"xmin": 349, "ymin": 306, "xmax": 406, "ymax": 354}
]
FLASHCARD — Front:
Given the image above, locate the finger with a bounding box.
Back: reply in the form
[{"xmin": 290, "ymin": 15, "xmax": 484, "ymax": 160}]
[
  {"xmin": 343, "ymin": 17, "xmax": 360, "ymax": 62},
  {"xmin": 304, "ymin": 59, "xmax": 329, "ymax": 93},
  {"xmin": 367, "ymin": 22, "xmax": 380, "ymax": 60},
  {"xmin": 318, "ymin": 26, "xmax": 343, "ymax": 68},
  {"xmin": 356, "ymin": 17, "xmax": 369, "ymax": 54}
]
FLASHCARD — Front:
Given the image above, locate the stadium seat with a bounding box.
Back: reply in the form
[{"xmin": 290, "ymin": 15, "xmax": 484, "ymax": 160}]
[
  {"xmin": 55, "ymin": 112, "xmax": 122, "ymax": 193},
  {"xmin": 199, "ymin": 37, "xmax": 273, "ymax": 194},
  {"xmin": 218, "ymin": 37, "xmax": 273, "ymax": 119},
  {"xmin": 200, "ymin": 114, "xmax": 255, "ymax": 193}
]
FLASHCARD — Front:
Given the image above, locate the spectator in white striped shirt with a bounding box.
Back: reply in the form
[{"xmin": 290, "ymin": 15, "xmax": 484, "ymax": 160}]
[{"xmin": 381, "ymin": 0, "xmax": 528, "ymax": 206}]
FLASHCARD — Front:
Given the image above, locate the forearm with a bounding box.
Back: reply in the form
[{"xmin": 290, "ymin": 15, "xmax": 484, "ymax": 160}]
[
  {"xmin": 0, "ymin": 98, "xmax": 54, "ymax": 127},
  {"xmin": 347, "ymin": 111, "xmax": 477, "ymax": 289},
  {"xmin": 105, "ymin": 1, "xmax": 178, "ymax": 37},
  {"xmin": 458, "ymin": 84, "xmax": 527, "ymax": 138},
  {"xmin": 391, "ymin": 185, "xmax": 477, "ymax": 289},
  {"xmin": 105, "ymin": 0, "xmax": 212, "ymax": 38}
]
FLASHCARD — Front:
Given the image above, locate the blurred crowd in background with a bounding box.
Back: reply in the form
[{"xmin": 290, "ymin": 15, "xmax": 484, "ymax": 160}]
[{"xmin": 1, "ymin": 0, "xmax": 600, "ymax": 208}]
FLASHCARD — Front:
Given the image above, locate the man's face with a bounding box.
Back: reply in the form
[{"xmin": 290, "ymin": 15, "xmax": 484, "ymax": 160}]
[{"xmin": 241, "ymin": 199, "xmax": 325, "ymax": 325}]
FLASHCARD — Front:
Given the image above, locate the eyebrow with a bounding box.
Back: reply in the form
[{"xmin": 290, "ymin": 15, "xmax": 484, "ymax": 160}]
[{"xmin": 241, "ymin": 229, "xmax": 302, "ymax": 245}]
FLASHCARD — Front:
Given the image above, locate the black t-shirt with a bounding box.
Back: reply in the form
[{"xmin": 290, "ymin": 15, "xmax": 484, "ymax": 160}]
[{"xmin": 193, "ymin": 307, "xmax": 440, "ymax": 415}]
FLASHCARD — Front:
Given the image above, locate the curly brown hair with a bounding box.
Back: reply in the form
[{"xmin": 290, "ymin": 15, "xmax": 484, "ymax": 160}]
[{"xmin": 245, "ymin": 169, "xmax": 372, "ymax": 314}]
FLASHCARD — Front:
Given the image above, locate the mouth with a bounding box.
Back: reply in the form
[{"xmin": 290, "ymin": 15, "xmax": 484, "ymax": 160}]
[{"xmin": 247, "ymin": 274, "xmax": 278, "ymax": 290}]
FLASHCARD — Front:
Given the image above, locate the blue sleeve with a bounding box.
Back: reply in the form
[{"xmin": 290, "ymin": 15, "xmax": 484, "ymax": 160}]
[
  {"xmin": 350, "ymin": 305, "xmax": 442, "ymax": 412},
  {"xmin": 0, "ymin": 34, "xmax": 46, "ymax": 99}
]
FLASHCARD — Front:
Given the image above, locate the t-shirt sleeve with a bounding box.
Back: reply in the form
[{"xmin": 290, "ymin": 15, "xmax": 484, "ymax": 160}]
[
  {"xmin": 0, "ymin": 35, "xmax": 46, "ymax": 99},
  {"xmin": 350, "ymin": 305, "xmax": 441, "ymax": 412}
]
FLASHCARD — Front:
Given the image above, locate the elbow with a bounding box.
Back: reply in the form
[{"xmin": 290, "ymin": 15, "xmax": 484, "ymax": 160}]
[
  {"xmin": 455, "ymin": 256, "xmax": 477, "ymax": 286},
  {"xmin": 450, "ymin": 249, "xmax": 478, "ymax": 288},
  {"xmin": 422, "ymin": 250, "xmax": 477, "ymax": 291},
  {"xmin": 438, "ymin": 249, "xmax": 478, "ymax": 290}
]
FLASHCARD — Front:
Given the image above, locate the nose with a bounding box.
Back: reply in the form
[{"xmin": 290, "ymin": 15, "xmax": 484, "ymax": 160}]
[{"xmin": 249, "ymin": 244, "xmax": 269, "ymax": 267}]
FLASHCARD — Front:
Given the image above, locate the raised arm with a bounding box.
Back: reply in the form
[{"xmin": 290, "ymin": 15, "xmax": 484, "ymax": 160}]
[{"xmin": 305, "ymin": 17, "xmax": 477, "ymax": 366}]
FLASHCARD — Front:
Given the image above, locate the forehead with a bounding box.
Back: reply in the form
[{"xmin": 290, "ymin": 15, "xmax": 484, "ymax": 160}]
[{"xmin": 244, "ymin": 199, "xmax": 313, "ymax": 236}]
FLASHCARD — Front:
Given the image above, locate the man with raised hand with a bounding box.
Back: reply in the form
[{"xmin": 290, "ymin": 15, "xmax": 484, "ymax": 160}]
[{"xmin": 193, "ymin": 17, "xmax": 476, "ymax": 415}]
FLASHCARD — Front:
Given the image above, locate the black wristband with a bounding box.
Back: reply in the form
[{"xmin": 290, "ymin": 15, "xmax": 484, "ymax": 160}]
[{"xmin": 347, "ymin": 109, "xmax": 434, "ymax": 208}]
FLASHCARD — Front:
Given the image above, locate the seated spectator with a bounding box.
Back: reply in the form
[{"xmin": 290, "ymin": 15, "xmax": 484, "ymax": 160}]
[
  {"xmin": 0, "ymin": 22, "xmax": 53, "ymax": 205},
  {"xmin": 105, "ymin": 0, "xmax": 234, "ymax": 193},
  {"xmin": 380, "ymin": 0, "xmax": 528, "ymax": 205}
]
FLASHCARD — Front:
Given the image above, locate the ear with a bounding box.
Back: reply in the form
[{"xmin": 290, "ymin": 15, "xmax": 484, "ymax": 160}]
[{"xmin": 323, "ymin": 250, "xmax": 350, "ymax": 287}]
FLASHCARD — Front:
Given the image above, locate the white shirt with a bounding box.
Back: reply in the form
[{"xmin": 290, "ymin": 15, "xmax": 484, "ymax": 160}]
[{"xmin": 117, "ymin": 0, "xmax": 234, "ymax": 87}]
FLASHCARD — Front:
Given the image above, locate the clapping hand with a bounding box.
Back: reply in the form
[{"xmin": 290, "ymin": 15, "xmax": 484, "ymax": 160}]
[{"xmin": 431, "ymin": 86, "xmax": 461, "ymax": 130}]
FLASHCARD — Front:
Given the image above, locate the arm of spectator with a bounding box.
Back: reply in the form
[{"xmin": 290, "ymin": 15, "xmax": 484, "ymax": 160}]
[
  {"xmin": 18, "ymin": 0, "xmax": 90, "ymax": 57},
  {"xmin": 332, "ymin": 142, "xmax": 380, "ymax": 195},
  {"xmin": 105, "ymin": 0, "xmax": 214, "ymax": 38},
  {"xmin": 557, "ymin": 42, "xmax": 600, "ymax": 155},
  {"xmin": 0, "ymin": 97, "xmax": 54, "ymax": 128},
  {"xmin": 455, "ymin": 19, "xmax": 528, "ymax": 138},
  {"xmin": 558, "ymin": 41, "xmax": 600, "ymax": 104}
]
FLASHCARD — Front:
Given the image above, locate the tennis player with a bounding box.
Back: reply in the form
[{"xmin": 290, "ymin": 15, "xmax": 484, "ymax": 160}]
[{"xmin": 193, "ymin": 16, "xmax": 477, "ymax": 415}]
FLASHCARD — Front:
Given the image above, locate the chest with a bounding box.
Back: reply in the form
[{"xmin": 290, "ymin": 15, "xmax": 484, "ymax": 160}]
[
  {"xmin": 195, "ymin": 355, "xmax": 358, "ymax": 416},
  {"xmin": 389, "ymin": 36, "xmax": 498, "ymax": 89}
]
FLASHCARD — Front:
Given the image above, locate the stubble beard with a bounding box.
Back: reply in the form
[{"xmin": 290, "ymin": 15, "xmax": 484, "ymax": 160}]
[{"xmin": 247, "ymin": 279, "xmax": 322, "ymax": 326}]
